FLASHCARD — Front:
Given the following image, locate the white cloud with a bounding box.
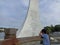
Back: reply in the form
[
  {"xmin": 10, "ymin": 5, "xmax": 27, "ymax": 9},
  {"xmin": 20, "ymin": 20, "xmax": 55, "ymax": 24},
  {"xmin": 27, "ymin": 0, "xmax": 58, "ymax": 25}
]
[{"xmin": 40, "ymin": 0, "xmax": 60, "ymax": 27}]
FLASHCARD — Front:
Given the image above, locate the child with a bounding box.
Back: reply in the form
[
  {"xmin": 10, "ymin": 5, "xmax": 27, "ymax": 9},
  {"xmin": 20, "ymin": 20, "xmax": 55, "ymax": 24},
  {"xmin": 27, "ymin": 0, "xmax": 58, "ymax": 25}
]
[{"xmin": 39, "ymin": 29, "xmax": 50, "ymax": 45}]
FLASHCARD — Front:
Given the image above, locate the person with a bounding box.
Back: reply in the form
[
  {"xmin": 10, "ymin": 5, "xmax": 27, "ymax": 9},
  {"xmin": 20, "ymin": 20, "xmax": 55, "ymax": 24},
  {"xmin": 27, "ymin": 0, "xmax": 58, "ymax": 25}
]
[{"xmin": 39, "ymin": 29, "xmax": 50, "ymax": 45}]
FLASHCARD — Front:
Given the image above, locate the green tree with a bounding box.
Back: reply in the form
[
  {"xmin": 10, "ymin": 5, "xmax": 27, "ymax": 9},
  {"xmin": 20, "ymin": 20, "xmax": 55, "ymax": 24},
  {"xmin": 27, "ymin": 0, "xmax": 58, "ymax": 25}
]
[
  {"xmin": 54, "ymin": 25, "xmax": 60, "ymax": 32},
  {"xmin": 50, "ymin": 25, "xmax": 55, "ymax": 32},
  {"xmin": 44, "ymin": 26, "xmax": 51, "ymax": 34},
  {"xmin": 44, "ymin": 25, "xmax": 55, "ymax": 34}
]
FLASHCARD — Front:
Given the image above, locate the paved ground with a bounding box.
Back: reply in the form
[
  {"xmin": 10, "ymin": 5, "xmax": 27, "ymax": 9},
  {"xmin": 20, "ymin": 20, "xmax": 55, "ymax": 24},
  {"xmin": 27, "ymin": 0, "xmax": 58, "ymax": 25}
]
[{"xmin": 21, "ymin": 41, "xmax": 60, "ymax": 45}]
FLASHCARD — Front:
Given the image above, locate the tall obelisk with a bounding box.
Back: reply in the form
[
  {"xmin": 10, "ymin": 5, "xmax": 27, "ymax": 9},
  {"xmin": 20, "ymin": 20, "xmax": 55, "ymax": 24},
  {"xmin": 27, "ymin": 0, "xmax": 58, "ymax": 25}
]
[{"xmin": 17, "ymin": 0, "xmax": 42, "ymax": 38}]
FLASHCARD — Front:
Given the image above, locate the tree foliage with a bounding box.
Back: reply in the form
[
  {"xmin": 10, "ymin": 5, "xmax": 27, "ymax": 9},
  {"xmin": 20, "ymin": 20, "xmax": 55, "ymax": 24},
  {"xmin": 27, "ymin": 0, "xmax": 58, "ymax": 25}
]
[
  {"xmin": 54, "ymin": 25, "xmax": 60, "ymax": 32},
  {"xmin": 44, "ymin": 24, "xmax": 60, "ymax": 33}
]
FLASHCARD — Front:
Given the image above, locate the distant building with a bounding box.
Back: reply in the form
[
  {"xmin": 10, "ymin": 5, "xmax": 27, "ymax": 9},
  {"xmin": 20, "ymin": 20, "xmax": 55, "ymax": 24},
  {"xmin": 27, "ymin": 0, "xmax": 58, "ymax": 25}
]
[{"xmin": 0, "ymin": 28, "xmax": 4, "ymax": 32}]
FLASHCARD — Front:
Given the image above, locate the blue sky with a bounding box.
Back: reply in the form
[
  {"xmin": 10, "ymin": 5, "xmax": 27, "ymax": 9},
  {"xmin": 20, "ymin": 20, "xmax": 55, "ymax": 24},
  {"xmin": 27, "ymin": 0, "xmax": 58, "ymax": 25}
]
[
  {"xmin": 0, "ymin": 0, "xmax": 29, "ymax": 29},
  {"xmin": 0, "ymin": 0, "xmax": 60, "ymax": 29}
]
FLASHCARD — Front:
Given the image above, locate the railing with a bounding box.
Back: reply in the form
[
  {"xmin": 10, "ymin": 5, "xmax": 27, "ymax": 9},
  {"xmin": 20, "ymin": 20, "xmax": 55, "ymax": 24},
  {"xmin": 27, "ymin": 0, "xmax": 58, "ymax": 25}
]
[{"xmin": 0, "ymin": 36, "xmax": 41, "ymax": 45}]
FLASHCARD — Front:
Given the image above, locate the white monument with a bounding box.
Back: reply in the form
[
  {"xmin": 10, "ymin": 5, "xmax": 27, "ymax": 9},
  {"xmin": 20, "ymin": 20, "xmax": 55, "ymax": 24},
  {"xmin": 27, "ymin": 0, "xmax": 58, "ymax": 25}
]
[{"xmin": 17, "ymin": 0, "xmax": 42, "ymax": 38}]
